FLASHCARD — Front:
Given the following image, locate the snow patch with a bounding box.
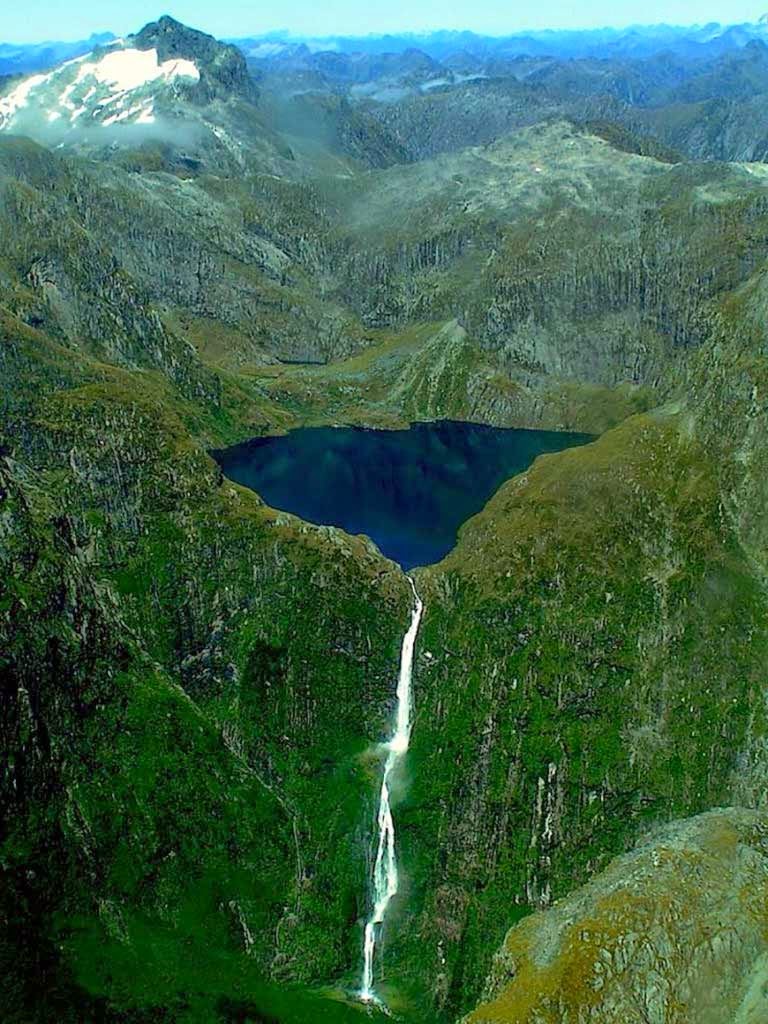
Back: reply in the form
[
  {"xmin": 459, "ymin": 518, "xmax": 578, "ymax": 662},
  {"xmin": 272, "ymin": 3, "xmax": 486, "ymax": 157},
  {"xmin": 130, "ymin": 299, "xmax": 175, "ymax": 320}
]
[
  {"xmin": 0, "ymin": 73, "xmax": 48, "ymax": 125},
  {"xmin": 102, "ymin": 100, "xmax": 155, "ymax": 127},
  {"xmin": 0, "ymin": 45, "xmax": 199, "ymax": 132},
  {"xmin": 88, "ymin": 48, "xmax": 200, "ymax": 92}
]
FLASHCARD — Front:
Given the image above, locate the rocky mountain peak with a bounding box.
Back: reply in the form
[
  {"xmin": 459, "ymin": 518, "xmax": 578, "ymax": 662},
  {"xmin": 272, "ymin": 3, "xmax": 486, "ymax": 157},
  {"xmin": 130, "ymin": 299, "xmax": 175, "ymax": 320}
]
[
  {"xmin": 131, "ymin": 15, "xmax": 256, "ymax": 102},
  {"xmin": 0, "ymin": 16, "xmax": 261, "ymax": 167}
]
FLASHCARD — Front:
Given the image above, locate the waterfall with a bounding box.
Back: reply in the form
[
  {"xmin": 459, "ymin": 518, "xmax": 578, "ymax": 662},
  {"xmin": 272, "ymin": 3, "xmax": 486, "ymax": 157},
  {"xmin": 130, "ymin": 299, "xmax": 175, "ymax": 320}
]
[{"xmin": 360, "ymin": 577, "xmax": 424, "ymax": 1003}]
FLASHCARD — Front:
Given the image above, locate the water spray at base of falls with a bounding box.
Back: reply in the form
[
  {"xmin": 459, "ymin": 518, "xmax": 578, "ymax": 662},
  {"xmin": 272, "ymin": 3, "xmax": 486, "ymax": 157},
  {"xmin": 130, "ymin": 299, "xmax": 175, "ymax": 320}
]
[{"xmin": 360, "ymin": 577, "xmax": 424, "ymax": 1004}]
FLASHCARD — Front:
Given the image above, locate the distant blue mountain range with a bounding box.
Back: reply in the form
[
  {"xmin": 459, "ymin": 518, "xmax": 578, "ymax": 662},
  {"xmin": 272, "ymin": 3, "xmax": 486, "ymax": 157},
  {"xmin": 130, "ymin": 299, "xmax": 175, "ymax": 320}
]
[
  {"xmin": 228, "ymin": 19, "xmax": 768, "ymax": 63},
  {"xmin": 4, "ymin": 19, "xmax": 768, "ymax": 81},
  {"xmin": 0, "ymin": 32, "xmax": 115, "ymax": 77}
]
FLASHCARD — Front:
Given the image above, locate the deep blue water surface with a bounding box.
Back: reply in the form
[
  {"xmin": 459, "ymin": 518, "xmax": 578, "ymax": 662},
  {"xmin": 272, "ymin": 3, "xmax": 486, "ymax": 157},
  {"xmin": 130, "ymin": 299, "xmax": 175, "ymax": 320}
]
[{"xmin": 213, "ymin": 421, "xmax": 593, "ymax": 569}]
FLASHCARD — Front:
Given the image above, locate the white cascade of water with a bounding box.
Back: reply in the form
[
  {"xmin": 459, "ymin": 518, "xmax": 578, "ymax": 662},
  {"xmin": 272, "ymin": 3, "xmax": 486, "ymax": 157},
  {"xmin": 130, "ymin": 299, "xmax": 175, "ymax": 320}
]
[{"xmin": 360, "ymin": 577, "xmax": 424, "ymax": 1003}]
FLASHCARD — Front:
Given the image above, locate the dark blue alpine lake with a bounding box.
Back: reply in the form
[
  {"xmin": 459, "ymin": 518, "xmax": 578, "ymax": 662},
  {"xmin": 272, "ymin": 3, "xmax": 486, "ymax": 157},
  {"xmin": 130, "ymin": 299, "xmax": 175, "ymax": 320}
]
[{"xmin": 212, "ymin": 421, "xmax": 593, "ymax": 569}]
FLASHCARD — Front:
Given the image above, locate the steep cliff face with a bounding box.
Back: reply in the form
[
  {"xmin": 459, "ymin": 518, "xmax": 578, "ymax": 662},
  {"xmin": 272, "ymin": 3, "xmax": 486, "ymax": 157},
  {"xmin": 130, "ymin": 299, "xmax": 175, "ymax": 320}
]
[
  {"xmin": 0, "ymin": 136, "xmax": 371, "ymax": 376},
  {"xmin": 132, "ymin": 15, "xmax": 258, "ymax": 103},
  {"xmin": 0, "ymin": 318, "xmax": 412, "ymax": 1018},
  {"xmin": 466, "ymin": 809, "xmax": 768, "ymax": 1024},
  {"xmin": 321, "ymin": 253, "xmax": 768, "ymax": 1021},
  {"xmin": 329, "ymin": 126, "xmax": 768, "ymax": 399},
  {"xmin": 5, "ymin": 113, "xmax": 768, "ymax": 434},
  {"xmin": 388, "ymin": 410, "xmax": 768, "ymax": 1017},
  {"xmin": 685, "ymin": 277, "xmax": 768, "ymax": 582},
  {"xmin": 0, "ymin": 454, "xmax": 294, "ymax": 1020},
  {"xmin": 0, "ymin": 140, "xmax": 220, "ymax": 401}
]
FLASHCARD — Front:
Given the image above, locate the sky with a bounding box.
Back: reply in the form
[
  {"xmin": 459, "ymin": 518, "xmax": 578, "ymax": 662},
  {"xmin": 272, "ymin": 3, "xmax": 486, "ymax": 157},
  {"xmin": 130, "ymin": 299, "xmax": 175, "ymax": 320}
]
[{"xmin": 1, "ymin": 0, "xmax": 763, "ymax": 43}]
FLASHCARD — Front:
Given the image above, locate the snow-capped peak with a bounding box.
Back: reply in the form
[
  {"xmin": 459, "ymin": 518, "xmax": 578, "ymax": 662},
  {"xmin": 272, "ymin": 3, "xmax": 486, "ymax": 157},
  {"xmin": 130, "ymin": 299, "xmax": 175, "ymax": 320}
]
[{"xmin": 0, "ymin": 41, "xmax": 200, "ymax": 133}]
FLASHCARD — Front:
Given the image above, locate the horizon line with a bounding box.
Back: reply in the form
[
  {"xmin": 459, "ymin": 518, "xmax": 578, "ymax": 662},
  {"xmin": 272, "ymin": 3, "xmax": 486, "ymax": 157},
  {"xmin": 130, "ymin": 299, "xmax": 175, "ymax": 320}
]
[{"xmin": 1, "ymin": 15, "xmax": 761, "ymax": 49}]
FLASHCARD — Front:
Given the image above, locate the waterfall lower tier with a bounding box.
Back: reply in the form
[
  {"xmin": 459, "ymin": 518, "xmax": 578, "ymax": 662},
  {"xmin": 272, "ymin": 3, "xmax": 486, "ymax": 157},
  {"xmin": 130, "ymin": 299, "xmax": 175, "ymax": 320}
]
[{"xmin": 360, "ymin": 577, "xmax": 424, "ymax": 1003}]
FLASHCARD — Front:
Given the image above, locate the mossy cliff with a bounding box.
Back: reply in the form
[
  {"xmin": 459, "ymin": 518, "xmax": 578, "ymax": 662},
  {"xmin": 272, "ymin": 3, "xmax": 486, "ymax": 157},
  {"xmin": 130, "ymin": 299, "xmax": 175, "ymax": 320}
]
[
  {"xmin": 5, "ymin": 196, "xmax": 768, "ymax": 1023},
  {"xmin": 391, "ymin": 410, "xmax": 768, "ymax": 1017},
  {"xmin": 466, "ymin": 809, "xmax": 768, "ymax": 1024},
  {"xmin": 0, "ymin": 337, "xmax": 411, "ymax": 1019},
  {"xmin": 1, "ymin": 455, "xmax": 291, "ymax": 1020}
]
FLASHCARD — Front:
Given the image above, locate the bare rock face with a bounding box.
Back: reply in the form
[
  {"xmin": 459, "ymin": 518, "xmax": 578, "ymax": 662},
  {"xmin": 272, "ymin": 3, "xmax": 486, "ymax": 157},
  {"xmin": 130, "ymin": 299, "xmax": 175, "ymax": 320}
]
[
  {"xmin": 132, "ymin": 15, "xmax": 258, "ymax": 103},
  {"xmin": 465, "ymin": 808, "xmax": 768, "ymax": 1024}
]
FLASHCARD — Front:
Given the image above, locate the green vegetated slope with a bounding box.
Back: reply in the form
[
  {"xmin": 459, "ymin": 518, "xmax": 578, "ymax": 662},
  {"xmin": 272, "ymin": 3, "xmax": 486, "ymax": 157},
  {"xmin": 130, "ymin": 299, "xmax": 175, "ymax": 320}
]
[
  {"xmin": 466, "ymin": 808, "xmax": 768, "ymax": 1024},
  {"xmin": 685, "ymin": 273, "xmax": 768, "ymax": 586},
  {"xmin": 389, "ymin": 403, "xmax": 768, "ymax": 1017},
  {"xmin": 1, "ymin": 455, "xmax": 290, "ymax": 1021},
  {"xmin": 4, "ymin": 120, "xmax": 768, "ymax": 435},
  {"xmin": 4, "ymin": 23, "xmax": 768, "ymax": 1022},
  {"xmin": 393, "ymin": 252, "xmax": 768, "ymax": 1020},
  {"xmin": 1, "ymin": 321, "xmax": 411, "ymax": 1019}
]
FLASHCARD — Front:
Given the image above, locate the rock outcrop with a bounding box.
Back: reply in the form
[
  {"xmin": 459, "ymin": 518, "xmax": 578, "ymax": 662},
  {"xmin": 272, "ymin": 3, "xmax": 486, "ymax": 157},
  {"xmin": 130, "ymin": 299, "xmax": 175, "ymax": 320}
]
[{"xmin": 466, "ymin": 809, "xmax": 768, "ymax": 1024}]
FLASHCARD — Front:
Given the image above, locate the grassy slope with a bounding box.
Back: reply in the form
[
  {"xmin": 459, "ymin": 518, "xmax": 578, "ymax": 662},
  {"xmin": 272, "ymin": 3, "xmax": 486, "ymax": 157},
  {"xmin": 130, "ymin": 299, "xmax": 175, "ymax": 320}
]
[
  {"xmin": 1, "ymin": 313, "xmax": 413, "ymax": 1019},
  {"xmin": 465, "ymin": 809, "xmax": 768, "ymax": 1024},
  {"xmin": 380, "ymin": 409, "xmax": 768, "ymax": 1017},
  {"xmin": 247, "ymin": 320, "xmax": 656, "ymax": 435}
]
